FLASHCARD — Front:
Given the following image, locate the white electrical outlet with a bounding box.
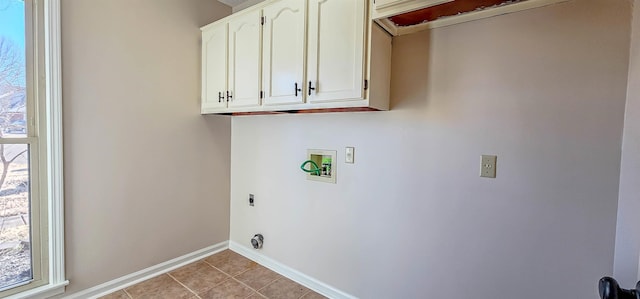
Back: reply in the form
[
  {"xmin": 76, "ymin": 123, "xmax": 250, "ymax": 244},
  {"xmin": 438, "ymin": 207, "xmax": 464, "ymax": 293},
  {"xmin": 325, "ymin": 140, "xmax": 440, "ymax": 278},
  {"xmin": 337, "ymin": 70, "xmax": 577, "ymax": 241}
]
[
  {"xmin": 345, "ymin": 147, "xmax": 355, "ymax": 164},
  {"xmin": 480, "ymin": 155, "xmax": 497, "ymax": 178}
]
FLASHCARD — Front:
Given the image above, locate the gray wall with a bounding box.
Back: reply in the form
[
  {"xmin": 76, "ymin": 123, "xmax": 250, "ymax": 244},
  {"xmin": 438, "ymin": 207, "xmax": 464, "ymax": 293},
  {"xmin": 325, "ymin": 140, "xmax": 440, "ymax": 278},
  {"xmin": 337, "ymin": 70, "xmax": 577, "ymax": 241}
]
[
  {"xmin": 615, "ymin": 0, "xmax": 640, "ymax": 287},
  {"xmin": 230, "ymin": 0, "xmax": 631, "ymax": 298},
  {"xmin": 61, "ymin": 0, "xmax": 231, "ymax": 294}
]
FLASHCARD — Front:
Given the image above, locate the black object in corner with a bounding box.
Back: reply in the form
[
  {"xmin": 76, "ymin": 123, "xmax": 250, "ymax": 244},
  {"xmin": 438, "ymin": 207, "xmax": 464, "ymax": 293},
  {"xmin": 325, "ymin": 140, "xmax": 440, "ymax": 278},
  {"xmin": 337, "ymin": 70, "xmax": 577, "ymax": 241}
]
[{"xmin": 599, "ymin": 277, "xmax": 640, "ymax": 299}]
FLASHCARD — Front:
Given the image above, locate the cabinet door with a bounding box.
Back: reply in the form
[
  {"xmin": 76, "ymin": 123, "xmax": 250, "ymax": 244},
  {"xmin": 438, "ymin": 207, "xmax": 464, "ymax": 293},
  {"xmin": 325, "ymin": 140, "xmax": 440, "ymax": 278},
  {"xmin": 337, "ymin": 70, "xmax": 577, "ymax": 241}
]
[
  {"xmin": 228, "ymin": 10, "xmax": 262, "ymax": 108},
  {"xmin": 201, "ymin": 23, "xmax": 228, "ymax": 111},
  {"xmin": 307, "ymin": 0, "xmax": 366, "ymax": 103},
  {"xmin": 262, "ymin": 0, "xmax": 306, "ymax": 106}
]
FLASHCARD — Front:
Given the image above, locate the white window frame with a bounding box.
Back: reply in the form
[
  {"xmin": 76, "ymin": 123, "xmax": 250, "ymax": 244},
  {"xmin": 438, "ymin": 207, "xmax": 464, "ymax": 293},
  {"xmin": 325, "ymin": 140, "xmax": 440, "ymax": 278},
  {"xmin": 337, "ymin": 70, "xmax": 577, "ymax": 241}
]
[{"xmin": 2, "ymin": 0, "xmax": 66, "ymax": 297}]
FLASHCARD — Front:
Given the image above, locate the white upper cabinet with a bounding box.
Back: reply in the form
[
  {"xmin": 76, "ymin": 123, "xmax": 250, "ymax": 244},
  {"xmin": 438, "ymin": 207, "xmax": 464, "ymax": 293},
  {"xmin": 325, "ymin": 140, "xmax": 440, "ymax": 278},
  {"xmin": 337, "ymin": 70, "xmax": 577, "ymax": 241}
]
[
  {"xmin": 201, "ymin": 22, "xmax": 228, "ymax": 112},
  {"xmin": 228, "ymin": 10, "xmax": 262, "ymax": 108},
  {"xmin": 262, "ymin": 0, "xmax": 307, "ymax": 106},
  {"xmin": 200, "ymin": 0, "xmax": 391, "ymax": 114},
  {"xmin": 307, "ymin": 0, "xmax": 366, "ymax": 103}
]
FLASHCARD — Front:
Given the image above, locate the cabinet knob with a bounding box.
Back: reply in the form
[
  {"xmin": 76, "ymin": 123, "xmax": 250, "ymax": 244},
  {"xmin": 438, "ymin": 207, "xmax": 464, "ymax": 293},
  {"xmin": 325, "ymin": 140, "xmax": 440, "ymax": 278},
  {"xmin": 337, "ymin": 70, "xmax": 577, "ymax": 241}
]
[
  {"xmin": 294, "ymin": 83, "xmax": 302, "ymax": 97},
  {"xmin": 226, "ymin": 91, "xmax": 233, "ymax": 102},
  {"xmin": 308, "ymin": 81, "xmax": 316, "ymax": 96},
  {"xmin": 218, "ymin": 92, "xmax": 224, "ymax": 103}
]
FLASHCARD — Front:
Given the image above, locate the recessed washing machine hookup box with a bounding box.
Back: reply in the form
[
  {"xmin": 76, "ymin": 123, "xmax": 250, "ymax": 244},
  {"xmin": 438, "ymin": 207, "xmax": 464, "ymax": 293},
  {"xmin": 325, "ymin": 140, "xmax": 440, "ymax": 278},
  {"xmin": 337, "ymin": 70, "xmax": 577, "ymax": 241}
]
[{"xmin": 306, "ymin": 149, "xmax": 337, "ymax": 184}]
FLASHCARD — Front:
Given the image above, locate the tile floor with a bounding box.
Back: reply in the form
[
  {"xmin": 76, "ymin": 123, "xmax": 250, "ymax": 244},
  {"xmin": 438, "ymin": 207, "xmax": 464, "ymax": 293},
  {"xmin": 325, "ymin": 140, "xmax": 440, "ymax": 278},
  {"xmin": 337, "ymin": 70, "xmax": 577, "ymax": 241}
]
[{"xmin": 99, "ymin": 250, "xmax": 327, "ymax": 299}]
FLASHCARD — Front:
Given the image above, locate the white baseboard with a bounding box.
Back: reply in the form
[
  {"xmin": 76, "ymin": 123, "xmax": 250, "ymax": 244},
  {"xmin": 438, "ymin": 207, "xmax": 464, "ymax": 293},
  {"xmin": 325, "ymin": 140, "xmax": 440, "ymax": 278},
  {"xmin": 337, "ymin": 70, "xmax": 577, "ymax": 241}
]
[
  {"xmin": 64, "ymin": 241, "xmax": 229, "ymax": 299},
  {"xmin": 229, "ymin": 241, "xmax": 357, "ymax": 299}
]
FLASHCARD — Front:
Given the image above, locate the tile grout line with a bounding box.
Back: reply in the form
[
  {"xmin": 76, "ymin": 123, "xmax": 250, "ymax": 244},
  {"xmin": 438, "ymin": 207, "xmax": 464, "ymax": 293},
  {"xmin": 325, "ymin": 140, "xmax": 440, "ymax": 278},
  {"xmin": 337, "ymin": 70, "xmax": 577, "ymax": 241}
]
[
  {"xmin": 253, "ymin": 276, "xmax": 286, "ymax": 298},
  {"xmin": 205, "ymin": 254, "xmax": 315, "ymax": 299},
  {"xmin": 204, "ymin": 258, "xmax": 281, "ymax": 298},
  {"xmin": 255, "ymin": 276, "xmax": 283, "ymax": 293},
  {"xmin": 218, "ymin": 251, "xmax": 319, "ymax": 298},
  {"xmin": 202, "ymin": 260, "xmax": 263, "ymax": 297},
  {"xmin": 298, "ymin": 290, "xmax": 312, "ymax": 299},
  {"xmin": 203, "ymin": 260, "xmax": 229, "ymax": 275},
  {"xmin": 204, "ymin": 261, "xmax": 282, "ymax": 298},
  {"xmin": 203, "ymin": 260, "xmax": 236, "ymax": 279},
  {"xmin": 114, "ymin": 251, "xmax": 322, "ymax": 299},
  {"xmin": 204, "ymin": 259, "xmax": 254, "ymax": 278},
  {"xmin": 204, "ymin": 252, "xmax": 315, "ymax": 299},
  {"xmin": 231, "ymin": 260, "xmax": 324, "ymax": 299},
  {"xmin": 187, "ymin": 272, "xmax": 232, "ymax": 296},
  {"xmin": 230, "ymin": 275, "xmax": 273, "ymax": 298},
  {"xmin": 244, "ymin": 290, "xmax": 268, "ymax": 299},
  {"xmin": 120, "ymin": 274, "xmax": 173, "ymax": 299},
  {"xmin": 166, "ymin": 272, "xmax": 203, "ymax": 299}
]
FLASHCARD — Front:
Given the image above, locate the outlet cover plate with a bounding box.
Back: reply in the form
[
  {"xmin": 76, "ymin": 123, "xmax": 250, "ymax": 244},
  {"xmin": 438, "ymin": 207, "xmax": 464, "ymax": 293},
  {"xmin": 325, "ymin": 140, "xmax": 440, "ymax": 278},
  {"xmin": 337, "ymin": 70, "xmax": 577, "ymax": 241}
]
[
  {"xmin": 480, "ymin": 155, "xmax": 497, "ymax": 178},
  {"xmin": 345, "ymin": 147, "xmax": 355, "ymax": 164}
]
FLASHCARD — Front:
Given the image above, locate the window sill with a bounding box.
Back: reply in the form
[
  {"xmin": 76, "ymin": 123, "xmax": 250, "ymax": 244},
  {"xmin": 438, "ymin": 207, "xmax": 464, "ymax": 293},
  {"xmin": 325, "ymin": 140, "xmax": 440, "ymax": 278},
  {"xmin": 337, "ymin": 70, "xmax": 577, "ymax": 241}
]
[{"xmin": 4, "ymin": 281, "xmax": 69, "ymax": 299}]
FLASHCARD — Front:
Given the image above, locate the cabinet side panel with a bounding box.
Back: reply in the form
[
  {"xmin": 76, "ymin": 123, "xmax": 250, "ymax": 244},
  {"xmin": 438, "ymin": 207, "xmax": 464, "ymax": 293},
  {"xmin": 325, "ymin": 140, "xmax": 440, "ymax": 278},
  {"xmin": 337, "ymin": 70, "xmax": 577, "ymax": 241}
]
[{"xmin": 368, "ymin": 23, "xmax": 392, "ymax": 110}]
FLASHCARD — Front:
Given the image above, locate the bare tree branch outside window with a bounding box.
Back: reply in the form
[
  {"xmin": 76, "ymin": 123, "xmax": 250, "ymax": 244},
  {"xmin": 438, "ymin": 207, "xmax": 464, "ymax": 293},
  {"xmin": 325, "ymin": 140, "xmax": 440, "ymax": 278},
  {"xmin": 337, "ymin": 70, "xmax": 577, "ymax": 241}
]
[{"xmin": 0, "ymin": 2, "xmax": 31, "ymax": 287}]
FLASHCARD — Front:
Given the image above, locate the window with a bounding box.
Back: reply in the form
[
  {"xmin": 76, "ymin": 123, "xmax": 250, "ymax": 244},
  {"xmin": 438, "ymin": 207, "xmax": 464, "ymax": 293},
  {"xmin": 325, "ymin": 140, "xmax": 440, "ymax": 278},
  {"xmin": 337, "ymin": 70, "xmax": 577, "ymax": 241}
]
[{"xmin": 0, "ymin": 0, "xmax": 65, "ymax": 297}]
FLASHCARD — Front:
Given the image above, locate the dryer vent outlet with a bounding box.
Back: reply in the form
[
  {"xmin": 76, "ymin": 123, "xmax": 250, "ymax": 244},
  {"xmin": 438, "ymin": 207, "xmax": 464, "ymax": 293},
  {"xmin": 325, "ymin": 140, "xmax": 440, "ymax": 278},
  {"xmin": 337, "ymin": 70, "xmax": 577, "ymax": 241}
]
[{"xmin": 251, "ymin": 234, "xmax": 264, "ymax": 249}]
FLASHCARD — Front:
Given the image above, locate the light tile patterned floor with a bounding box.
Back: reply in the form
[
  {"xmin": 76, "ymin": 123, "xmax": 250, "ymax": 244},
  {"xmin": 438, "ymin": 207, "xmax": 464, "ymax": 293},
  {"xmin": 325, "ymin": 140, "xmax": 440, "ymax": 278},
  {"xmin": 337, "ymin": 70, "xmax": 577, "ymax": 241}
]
[{"xmin": 99, "ymin": 250, "xmax": 327, "ymax": 299}]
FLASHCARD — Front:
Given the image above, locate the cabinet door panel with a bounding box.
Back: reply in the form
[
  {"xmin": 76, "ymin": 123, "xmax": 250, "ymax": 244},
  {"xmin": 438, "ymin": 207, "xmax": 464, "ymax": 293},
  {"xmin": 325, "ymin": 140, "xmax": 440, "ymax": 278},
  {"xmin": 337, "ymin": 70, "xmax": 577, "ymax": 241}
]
[
  {"xmin": 307, "ymin": 0, "xmax": 365, "ymax": 103},
  {"xmin": 202, "ymin": 23, "xmax": 227, "ymax": 111},
  {"xmin": 228, "ymin": 11, "xmax": 262, "ymax": 108},
  {"xmin": 263, "ymin": 0, "xmax": 306, "ymax": 105}
]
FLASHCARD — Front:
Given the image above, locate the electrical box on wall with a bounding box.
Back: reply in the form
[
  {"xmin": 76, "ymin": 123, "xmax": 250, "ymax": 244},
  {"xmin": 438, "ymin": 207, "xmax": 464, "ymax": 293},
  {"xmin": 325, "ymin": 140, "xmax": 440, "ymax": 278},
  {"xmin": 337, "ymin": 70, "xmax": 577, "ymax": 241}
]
[{"xmin": 302, "ymin": 149, "xmax": 337, "ymax": 184}]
